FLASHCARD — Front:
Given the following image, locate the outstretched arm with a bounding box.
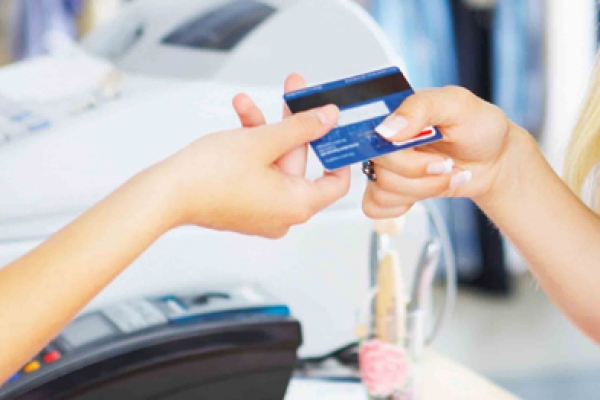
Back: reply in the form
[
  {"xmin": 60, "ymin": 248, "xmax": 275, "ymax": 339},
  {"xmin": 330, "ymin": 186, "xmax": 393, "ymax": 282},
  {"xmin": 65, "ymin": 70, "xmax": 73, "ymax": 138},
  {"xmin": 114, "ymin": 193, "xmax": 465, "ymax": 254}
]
[
  {"xmin": 364, "ymin": 86, "xmax": 600, "ymax": 343},
  {"xmin": 479, "ymin": 126, "xmax": 600, "ymax": 342},
  {"xmin": 0, "ymin": 101, "xmax": 349, "ymax": 383},
  {"xmin": 0, "ymin": 166, "xmax": 178, "ymax": 382}
]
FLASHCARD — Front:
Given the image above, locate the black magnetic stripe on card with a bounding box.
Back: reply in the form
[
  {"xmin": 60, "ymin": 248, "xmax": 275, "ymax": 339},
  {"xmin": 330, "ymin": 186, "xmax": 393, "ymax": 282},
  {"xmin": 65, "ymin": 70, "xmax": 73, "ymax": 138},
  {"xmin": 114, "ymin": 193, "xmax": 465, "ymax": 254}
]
[{"xmin": 286, "ymin": 72, "xmax": 411, "ymax": 113}]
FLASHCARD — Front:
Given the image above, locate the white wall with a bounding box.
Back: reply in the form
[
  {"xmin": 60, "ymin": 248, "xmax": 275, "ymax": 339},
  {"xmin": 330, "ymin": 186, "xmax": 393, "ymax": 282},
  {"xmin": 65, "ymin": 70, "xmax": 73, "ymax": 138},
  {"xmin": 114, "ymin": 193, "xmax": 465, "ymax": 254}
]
[{"xmin": 541, "ymin": 0, "xmax": 597, "ymax": 173}]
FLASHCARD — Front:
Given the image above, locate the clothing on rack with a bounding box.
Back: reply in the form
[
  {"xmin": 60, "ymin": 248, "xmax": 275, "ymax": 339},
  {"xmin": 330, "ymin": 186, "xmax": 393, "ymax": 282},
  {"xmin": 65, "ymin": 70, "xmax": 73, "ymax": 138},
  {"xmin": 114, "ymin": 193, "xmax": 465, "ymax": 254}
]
[
  {"xmin": 369, "ymin": 0, "xmax": 458, "ymax": 89},
  {"xmin": 493, "ymin": 0, "xmax": 545, "ymax": 138},
  {"xmin": 370, "ymin": 0, "xmax": 526, "ymax": 295},
  {"xmin": 450, "ymin": 0, "xmax": 511, "ymax": 295}
]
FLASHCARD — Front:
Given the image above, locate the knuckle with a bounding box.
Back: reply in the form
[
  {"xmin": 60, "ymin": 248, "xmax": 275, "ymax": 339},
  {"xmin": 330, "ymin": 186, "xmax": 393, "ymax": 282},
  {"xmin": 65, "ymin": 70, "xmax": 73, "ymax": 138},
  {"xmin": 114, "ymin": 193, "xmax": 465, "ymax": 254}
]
[
  {"xmin": 387, "ymin": 204, "xmax": 412, "ymax": 218},
  {"xmin": 371, "ymin": 189, "xmax": 389, "ymax": 207},
  {"xmin": 278, "ymin": 226, "xmax": 291, "ymax": 238},
  {"xmin": 489, "ymin": 103, "xmax": 510, "ymax": 128},
  {"xmin": 375, "ymin": 172, "xmax": 396, "ymax": 193},
  {"xmin": 362, "ymin": 203, "xmax": 379, "ymax": 219},
  {"xmin": 397, "ymin": 204, "xmax": 413, "ymax": 216},
  {"xmin": 282, "ymin": 207, "xmax": 297, "ymax": 225},
  {"xmin": 403, "ymin": 95, "xmax": 429, "ymax": 122},
  {"xmin": 433, "ymin": 177, "xmax": 453, "ymax": 195},
  {"xmin": 362, "ymin": 195, "xmax": 378, "ymax": 218},
  {"xmin": 386, "ymin": 209, "xmax": 406, "ymax": 219},
  {"xmin": 378, "ymin": 153, "xmax": 412, "ymax": 177},
  {"xmin": 267, "ymin": 226, "xmax": 290, "ymax": 240},
  {"xmin": 298, "ymin": 208, "xmax": 314, "ymax": 224},
  {"xmin": 417, "ymin": 179, "xmax": 450, "ymax": 199},
  {"xmin": 300, "ymin": 205, "xmax": 318, "ymax": 223},
  {"xmin": 290, "ymin": 204, "xmax": 314, "ymax": 225},
  {"xmin": 444, "ymin": 85, "xmax": 474, "ymax": 103},
  {"xmin": 439, "ymin": 189, "xmax": 452, "ymax": 199},
  {"xmin": 340, "ymin": 177, "xmax": 351, "ymax": 197},
  {"xmin": 294, "ymin": 113, "xmax": 321, "ymax": 133}
]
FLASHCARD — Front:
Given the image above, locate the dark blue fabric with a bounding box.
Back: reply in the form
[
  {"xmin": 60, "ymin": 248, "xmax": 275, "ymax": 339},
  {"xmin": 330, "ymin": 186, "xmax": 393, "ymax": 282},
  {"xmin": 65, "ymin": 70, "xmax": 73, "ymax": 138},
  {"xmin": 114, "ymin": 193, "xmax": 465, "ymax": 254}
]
[
  {"xmin": 493, "ymin": 0, "xmax": 545, "ymax": 137},
  {"xmin": 370, "ymin": 0, "xmax": 458, "ymax": 89}
]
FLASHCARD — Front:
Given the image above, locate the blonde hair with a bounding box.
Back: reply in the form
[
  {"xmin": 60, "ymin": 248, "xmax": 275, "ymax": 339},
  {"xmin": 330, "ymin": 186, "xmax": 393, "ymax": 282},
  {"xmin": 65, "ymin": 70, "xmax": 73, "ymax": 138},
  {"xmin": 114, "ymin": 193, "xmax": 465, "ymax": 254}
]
[{"xmin": 565, "ymin": 60, "xmax": 600, "ymax": 211}]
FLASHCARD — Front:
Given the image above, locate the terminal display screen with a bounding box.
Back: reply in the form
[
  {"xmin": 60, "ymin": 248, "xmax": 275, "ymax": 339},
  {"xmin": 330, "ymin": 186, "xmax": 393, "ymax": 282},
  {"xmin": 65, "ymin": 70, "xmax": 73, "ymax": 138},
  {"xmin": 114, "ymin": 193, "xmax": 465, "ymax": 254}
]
[
  {"xmin": 61, "ymin": 314, "xmax": 117, "ymax": 348},
  {"xmin": 162, "ymin": 1, "xmax": 276, "ymax": 51}
]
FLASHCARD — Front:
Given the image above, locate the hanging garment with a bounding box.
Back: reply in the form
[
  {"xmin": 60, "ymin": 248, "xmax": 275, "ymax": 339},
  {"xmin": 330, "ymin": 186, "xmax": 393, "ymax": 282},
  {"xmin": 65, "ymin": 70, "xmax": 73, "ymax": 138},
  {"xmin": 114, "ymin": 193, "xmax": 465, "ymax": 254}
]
[
  {"xmin": 370, "ymin": 0, "xmax": 458, "ymax": 88},
  {"xmin": 493, "ymin": 0, "xmax": 545, "ymax": 138},
  {"xmin": 9, "ymin": 0, "xmax": 85, "ymax": 61},
  {"xmin": 451, "ymin": 0, "xmax": 512, "ymax": 295}
]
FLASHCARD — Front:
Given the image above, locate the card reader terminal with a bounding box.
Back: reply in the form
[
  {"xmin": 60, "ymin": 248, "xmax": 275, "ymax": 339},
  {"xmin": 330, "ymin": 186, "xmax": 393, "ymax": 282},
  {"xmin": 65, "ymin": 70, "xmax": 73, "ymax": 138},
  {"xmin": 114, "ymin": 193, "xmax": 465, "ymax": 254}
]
[{"xmin": 0, "ymin": 284, "xmax": 302, "ymax": 400}]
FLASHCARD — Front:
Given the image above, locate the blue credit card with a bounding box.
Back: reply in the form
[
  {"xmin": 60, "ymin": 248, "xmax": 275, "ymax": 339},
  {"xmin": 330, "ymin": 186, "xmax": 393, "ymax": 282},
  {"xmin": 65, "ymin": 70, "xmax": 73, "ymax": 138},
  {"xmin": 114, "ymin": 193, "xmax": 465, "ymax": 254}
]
[{"xmin": 284, "ymin": 67, "xmax": 442, "ymax": 170}]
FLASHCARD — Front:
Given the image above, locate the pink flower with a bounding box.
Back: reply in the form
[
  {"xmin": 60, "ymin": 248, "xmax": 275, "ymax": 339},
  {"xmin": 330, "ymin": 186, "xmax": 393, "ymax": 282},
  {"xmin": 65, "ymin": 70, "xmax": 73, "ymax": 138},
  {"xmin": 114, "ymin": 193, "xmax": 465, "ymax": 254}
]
[{"xmin": 359, "ymin": 339, "xmax": 409, "ymax": 396}]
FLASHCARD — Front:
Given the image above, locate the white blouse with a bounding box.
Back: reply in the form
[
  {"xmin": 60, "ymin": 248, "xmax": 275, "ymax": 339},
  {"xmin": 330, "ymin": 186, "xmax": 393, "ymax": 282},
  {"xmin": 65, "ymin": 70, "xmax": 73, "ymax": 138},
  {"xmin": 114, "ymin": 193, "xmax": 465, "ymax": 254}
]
[{"xmin": 582, "ymin": 162, "xmax": 600, "ymax": 210}]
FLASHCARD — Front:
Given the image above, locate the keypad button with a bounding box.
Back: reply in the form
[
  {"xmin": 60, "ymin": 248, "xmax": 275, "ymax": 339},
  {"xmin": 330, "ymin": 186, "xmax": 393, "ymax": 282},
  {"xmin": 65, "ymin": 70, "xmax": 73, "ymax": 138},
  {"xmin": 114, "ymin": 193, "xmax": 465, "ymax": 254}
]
[
  {"xmin": 23, "ymin": 115, "xmax": 51, "ymax": 132},
  {"xmin": 0, "ymin": 103, "xmax": 28, "ymax": 120},
  {"xmin": 24, "ymin": 361, "xmax": 41, "ymax": 374},
  {"xmin": 11, "ymin": 111, "xmax": 31, "ymax": 122},
  {"xmin": 103, "ymin": 300, "xmax": 167, "ymax": 334},
  {"xmin": 43, "ymin": 351, "xmax": 61, "ymax": 364},
  {"xmin": 7, "ymin": 373, "xmax": 21, "ymax": 383}
]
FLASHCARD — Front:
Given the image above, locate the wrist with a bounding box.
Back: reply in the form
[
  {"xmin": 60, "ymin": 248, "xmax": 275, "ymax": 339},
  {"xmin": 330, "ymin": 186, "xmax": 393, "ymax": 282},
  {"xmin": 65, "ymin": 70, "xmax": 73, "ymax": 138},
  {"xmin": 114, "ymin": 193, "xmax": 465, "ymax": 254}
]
[
  {"xmin": 131, "ymin": 162, "xmax": 191, "ymax": 232},
  {"xmin": 144, "ymin": 155, "xmax": 219, "ymax": 230},
  {"xmin": 474, "ymin": 123, "xmax": 541, "ymax": 212}
]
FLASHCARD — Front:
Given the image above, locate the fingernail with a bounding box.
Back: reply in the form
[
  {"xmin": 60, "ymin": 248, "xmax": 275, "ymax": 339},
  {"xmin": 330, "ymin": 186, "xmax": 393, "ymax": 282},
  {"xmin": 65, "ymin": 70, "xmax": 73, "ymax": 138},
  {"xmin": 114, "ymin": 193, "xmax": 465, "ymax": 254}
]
[
  {"xmin": 427, "ymin": 158, "xmax": 454, "ymax": 175},
  {"xmin": 375, "ymin": 115, "xmax": 408, "ymax": 139},
  {"xmin": 449, "ymin": 171, "xmax": 472, "ymax": 189},
  {"xmin": 312, "ymin": 105, "xmax": 338, "ymax": 125}
]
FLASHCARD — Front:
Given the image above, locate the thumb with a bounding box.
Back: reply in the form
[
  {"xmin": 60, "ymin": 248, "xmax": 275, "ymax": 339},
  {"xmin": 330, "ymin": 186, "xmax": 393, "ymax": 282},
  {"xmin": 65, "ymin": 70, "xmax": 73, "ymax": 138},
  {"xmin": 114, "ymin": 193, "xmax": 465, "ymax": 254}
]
[{"xmin": 258, "ymin": 105, "xmax": 339, "ymax": 160}]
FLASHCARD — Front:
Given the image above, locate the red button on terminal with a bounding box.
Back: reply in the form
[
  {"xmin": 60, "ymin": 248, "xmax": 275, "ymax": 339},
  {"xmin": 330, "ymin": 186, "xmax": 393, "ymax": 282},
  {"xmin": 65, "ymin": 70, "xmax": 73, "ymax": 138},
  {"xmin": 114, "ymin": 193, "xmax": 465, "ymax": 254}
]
[{"xmin": 43, "ymin": 351, "xmax": 61, "ymax": 364}]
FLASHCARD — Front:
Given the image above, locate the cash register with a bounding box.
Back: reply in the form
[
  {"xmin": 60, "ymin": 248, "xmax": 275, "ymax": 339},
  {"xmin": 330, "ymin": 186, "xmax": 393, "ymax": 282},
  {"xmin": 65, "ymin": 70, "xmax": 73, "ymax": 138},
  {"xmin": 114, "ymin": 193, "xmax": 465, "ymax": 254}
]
[
  {"xmin": 0, "ymin": 0, "xmax": 415, "ymax": 361},
  {"xmin": 0, "ymin": 284, "xmax": 302, "ymax": 400}
]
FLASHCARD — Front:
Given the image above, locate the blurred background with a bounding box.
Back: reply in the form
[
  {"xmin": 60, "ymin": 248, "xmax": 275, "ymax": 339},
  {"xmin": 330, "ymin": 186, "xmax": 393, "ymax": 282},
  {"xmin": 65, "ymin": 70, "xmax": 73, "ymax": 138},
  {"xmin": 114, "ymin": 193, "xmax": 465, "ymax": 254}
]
[{"xmin": 0, "ymin": 1, "xmax": 598, "ymax": 399}]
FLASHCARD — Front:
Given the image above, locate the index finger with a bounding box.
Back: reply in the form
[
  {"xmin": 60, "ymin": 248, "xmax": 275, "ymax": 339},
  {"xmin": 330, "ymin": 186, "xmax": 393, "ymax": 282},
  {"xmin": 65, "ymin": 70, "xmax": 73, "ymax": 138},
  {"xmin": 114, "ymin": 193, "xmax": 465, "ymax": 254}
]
[
  {"xmin": 283, "ymin": 73, "xmax": 307, "ymax": 118},
  {"xmin": 279, "ymin": 73, "xmax": 309, "ymax": 176},
  {"xmin": 233, "ymin": 93, "xmax": 266, "ymax": 127},
  {"xmin": 255, "ymin": 105, "xmax": 339, "ymax": 160},
  {"xmin": 374, "ymin": 86, "xmax": 481, "ymax": 142}
]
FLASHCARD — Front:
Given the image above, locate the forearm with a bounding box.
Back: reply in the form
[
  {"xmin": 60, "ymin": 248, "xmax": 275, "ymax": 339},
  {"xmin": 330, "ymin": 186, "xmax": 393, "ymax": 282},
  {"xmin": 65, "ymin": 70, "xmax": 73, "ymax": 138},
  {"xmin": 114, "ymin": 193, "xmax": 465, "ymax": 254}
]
[
  {"xmin": 0, "ymin": 102, "xmax": 346, "ymax": 382},
  {"xmin": 477, "ymin": 126, "xmax": 600, "ymax": 341},
  {"xmin": 0, "ymin": 166, "xmax": 178, "ymax": 382}
]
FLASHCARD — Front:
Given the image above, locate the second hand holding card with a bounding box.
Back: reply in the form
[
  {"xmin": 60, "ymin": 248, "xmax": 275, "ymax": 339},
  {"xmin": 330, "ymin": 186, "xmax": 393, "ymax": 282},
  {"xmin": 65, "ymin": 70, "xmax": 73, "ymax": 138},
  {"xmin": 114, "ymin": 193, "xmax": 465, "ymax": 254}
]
[{"xmin": 284, "ymin": 67, "xmax": 442, "ymax": 171}]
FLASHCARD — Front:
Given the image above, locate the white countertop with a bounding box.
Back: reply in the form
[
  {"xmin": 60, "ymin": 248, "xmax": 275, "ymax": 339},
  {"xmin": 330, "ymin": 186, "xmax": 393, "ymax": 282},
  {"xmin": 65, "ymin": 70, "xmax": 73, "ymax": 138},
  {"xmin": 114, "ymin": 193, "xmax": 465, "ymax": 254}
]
[{"xmin": 286, "ymin": 351, "xmax": 520, "ymax": 400}]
